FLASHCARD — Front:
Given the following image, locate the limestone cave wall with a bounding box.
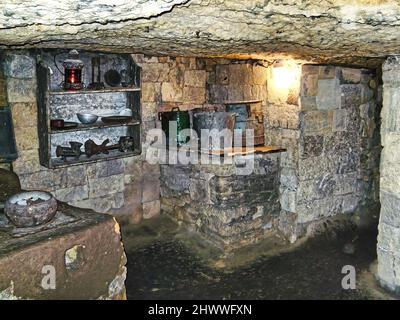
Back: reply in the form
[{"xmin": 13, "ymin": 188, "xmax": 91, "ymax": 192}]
[
  {"xmin": 276, "ymin": 65, "xmax": 381, "ymax": 242},
  {"xmin": 377, "ymin": 56, "xmax": 400, "ymax": 294}
]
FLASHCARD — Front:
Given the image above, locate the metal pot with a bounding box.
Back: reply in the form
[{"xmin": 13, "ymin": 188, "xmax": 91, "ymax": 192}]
[
  {"xmin": 158, "ymin": 107, "xmax": 190, "ymax": 146},
  {"xmin": 192, "ymin": 111, "xmax": 236, "ymax": 150}
]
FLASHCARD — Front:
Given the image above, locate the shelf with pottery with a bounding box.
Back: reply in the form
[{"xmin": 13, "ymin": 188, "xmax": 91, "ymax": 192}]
[
  {"xmin": 49, "ymin": 119, "xmax": 141, "ymax": 134},
  {"xmin": 37, "ymin": 50, "xmax": 142, "ymax": 169}
]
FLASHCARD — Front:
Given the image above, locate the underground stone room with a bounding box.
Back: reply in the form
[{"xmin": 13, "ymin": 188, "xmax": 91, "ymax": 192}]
[{"xmin": 1, "ymin": 0, "xmax": 400, "ymax": 304}]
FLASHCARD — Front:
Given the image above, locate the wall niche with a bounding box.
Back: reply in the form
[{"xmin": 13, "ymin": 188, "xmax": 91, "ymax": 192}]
[{"xmin": 36, "ymin": 50, "xmax": 142, "ymax": 169}]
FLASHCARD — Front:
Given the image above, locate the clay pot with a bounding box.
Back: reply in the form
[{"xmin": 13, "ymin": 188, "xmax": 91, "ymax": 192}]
[{"xmin": 4, "ymin": 191, "xmax": 58, "ymax": 228}]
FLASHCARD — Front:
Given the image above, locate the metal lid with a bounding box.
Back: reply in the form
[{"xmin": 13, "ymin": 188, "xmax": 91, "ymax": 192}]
[{"xmin": 63, "ymin": 49, "xmax": 84, "ymax": 69}]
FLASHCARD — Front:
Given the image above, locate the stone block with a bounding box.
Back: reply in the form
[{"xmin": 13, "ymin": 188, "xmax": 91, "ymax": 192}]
[
  {"xmin": 280, "ymin": 189, "xmax": 296, "ymax": 212},
  {"xmin": 55, "ymin": 185, "xmax": 89, "ymax": 203},
  {"xmin": 253, "ymin": 65, "xmax": 268, "ymax": 85},
  {"xmin": 158, "ymin": 56, "xmax": 171, "ymax": 63},
  {"xmin": 380, "ymin": 191, "xmax": 400, "ymax": 228},
  {"xmin": 161, "ymin": 82, "xmax": 183, "ymax": 102},
  {"xmin": 380, "ymin": 161, "xmax": 400, "ymax": 195},
  {"xmin": 142, "ymin": 63, "xmax": 168, "ymax": 82},
  {"xmin": 189, "ymin": 177, "xmax": 209, "ymax": 202},
  {"xmin": 123, "ymin": 157, "xmax": 142, "ymax": 178},
  {"xmin": 382, "ymin": 87, "xmax": 400, "ymax": 133},
  {"xmin": 208, "ymin": 84, "xmax": 228, "ymax": 102},
  {"xmin": 296, "ymin": 180, "xmax": 320, "ymax": 203},
  {"xmin": 333, "ymin": 109, "xmax": 348, "ymax": 132},
  {"xmin": 142, "ymin": 161, "xmax": 160, "ymax": 177},
  {"xmin": 301, "ymin": 135, "xmax": 323, "ymax": 157},
  {"xmin": 298, "ymin": 156, "xmax": 330, "ymax": 181},
  {"xmin": 88, "ymin": 174, "xmax": 125, "ymax": 198},
  {"xmin": 18, "ymin": 170, "xmax": 55, "ymax": 192},
  {"xmin": 11, "ymin": 102, "xmax": 37, "ymax": 128},
  {"xmin": 7, "ymin": 79, "xmax": 36, "ymax": 103},
  {"xmin": 160, "ymin": 165, "xmax": 191, "ymax": 192},
  {"xmin": 318, "ymin": 66, "xmax": 337, "ymax": 79},
  {"xmin": 301, "ymin": 73, "xmax": 318, "ymax": 96},
  {"xmin": 183, "ymin": 86, "xmax": 206, "ymax": 104},
  {"xmin": 143, "ymin": 55, "xmax": 158, "ymax": 63},
  {"xmin": 302, "ymin": 65, "xmax": 319, "ymax": 75},
  {"xmin": 296, "ymin": 196, "xmax": 343, "ymax": 224},
  {"xmin": 279, "ymin": 167, "xmax": 298, "ymax": 191},
  {"xmin": 378, "ymin": 222, "xmax": 400, "ymax": 253},
  {"xmin": 215, "ymin": 65, "xmax": 229, "ymax": 85},
  {"xmin": 4, "ymin": 53, "xmax": 36, "ymax": 79},
  {"xmin": 299, "ymin": 96, "xmax": 317, "ymax": 111},
  {"xmin": 14, "ymin": 126, "xmax": 39, "ymax": 151},
  {"xmin": 339, "ymin": 68, "xmax": 361, "ymax": 84},
  {"xmin": 87, "ymin": 159, "xmax": 124, "ymax": 179},
  {"xmin": 333, "ymin": 172, "xmax": 358, "ymax": 195},
  {"xmin": 65, "ymin": 165, "xmax": 87, "ymax": 187},
  {"xmin": 316, "ymin": 79, "xmax": 340, "ymax": 110},
  {"xmin": 143, "ymin": 200, "xmax": 161, "ymax": 219},
  {"xmin": 12, "ymin": 149, "xmax": 41, "ymax": 175},
  {"xmin": 227, "ymin": 85, "xmax": 244, "ymax": 101},
  {"xmin": 142, "ymin": 178, "xmax": 160, "ymax": 203},
  {"xmin": 142, "ymin": 102, "xmax": 157, "ymax": 121},
  {"xmin": 361, "ymin": 85, "xmax": 374, "ymax": 104},
  {"xmin": 300, "ymin": 110, "xmax": 332, "ymax": 134},
  {"xmin": 184, "ymin": 70, "xmax": 206, "ymax": 87},
  {"xmin": 340, "ymin": 84, "xmax": 362, "ymax": 109},
  {"xmin": 111, "ymin": 192, "xmax": 125, "ymax": 209},
  {"xmin": 377, "ymin": 248, "xmax": 400, "ymax": 293},
  {"xmin": 0, "ymin": 214, "xmax": 126, "ymax": 299},
  {"xmin": 229, "ymin": 64, "xmax": 253, "ymax": 85},
  {"xmin": 141, "ymin": 82, "xmax": 161, "ymax": 102}
]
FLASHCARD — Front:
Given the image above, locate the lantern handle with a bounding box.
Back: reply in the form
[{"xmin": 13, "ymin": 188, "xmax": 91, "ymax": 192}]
[{"xmin": 53, "ymin": 52, "xmax": 65, "ymax": 76}]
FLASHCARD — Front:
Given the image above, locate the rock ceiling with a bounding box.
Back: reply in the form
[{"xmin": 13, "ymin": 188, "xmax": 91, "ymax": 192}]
[{"xmin": 1, "ymin": 0, "xmax": 400, "ymax": 67}]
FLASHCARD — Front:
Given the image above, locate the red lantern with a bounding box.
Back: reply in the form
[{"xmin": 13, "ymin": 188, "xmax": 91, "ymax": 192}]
[{"xmin": 63, "ymin": 49, "xmax": 84, "ymax": 90}]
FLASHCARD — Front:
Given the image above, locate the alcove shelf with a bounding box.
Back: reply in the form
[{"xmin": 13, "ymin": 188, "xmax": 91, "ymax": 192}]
[{"xmin": 37, "ymin": 50, "xmax": 142, "ymax": 169}]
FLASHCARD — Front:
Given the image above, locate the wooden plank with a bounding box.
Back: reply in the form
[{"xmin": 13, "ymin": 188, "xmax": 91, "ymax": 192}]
[{"xmin": 48, "ymin": 86, "xmax": 141, "ymax": 95}]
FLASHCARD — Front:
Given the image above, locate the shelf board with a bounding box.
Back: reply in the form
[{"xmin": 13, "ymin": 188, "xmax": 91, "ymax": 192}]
[
  {"xmin": 48, "ymin": 86, "xmax": 141, "ymax": 95},
  {"xmin": 222, "ymin": 100, "xmax": 263, "ymax": 105},
  {"xmin": 50, "ymin": 119, "xmax": 141, "ymax": 134},
  {"xmin": 49, "ymin": 149, "xmax": 141, "ymax": 168}
]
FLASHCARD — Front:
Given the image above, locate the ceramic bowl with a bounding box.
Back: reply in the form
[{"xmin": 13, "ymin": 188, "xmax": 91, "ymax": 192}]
[
  {"xmin": 77, "ymin": 113, "xmax": 98, "ymax": 124},
  {"xmin": 4, "ymin": 191, "xmax": 58, "ymax": 228}
]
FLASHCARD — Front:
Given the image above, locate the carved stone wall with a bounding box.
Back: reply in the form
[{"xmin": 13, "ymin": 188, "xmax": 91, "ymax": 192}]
[
  {"xmin": 275, "ymin": 65, "xmax": 381, "ymax": 242},
  {"xmin": 377, "ymin": 56, "xmax": 400, "ymax": 294}
]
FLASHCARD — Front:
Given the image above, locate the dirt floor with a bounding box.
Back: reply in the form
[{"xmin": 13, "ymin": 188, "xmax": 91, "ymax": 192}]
[{"xmin": 121, "ymin": 214, "xmax": 391, "ymax": 300}]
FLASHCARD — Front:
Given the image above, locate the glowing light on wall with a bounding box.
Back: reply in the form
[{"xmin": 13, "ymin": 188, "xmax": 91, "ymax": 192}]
[{"xmin": 271, "ymin": 60, "xmax": 299, "ymax": 90}]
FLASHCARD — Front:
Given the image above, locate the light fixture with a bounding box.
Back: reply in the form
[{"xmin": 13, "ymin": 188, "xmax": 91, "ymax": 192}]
[
  {"xmin": 62, "ymin": 49, "xmax": 84, "ymax": 91},
  {"xmin": 271, "ymin": 59, "xmax": 297, "ymax": 89}
]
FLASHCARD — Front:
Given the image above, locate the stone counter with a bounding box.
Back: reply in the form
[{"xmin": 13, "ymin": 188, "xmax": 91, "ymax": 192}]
[
  {"xmin": 160, "ymin": 152, "xmax": 282, "ymax": 250},
  {"xmin": 0, "ymin": 202, "xmax": 126, "ymax": 300}
]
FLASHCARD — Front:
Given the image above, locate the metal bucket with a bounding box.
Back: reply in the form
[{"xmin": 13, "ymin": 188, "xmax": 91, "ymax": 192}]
[
  {"xmin": 192, "ymin": 111, "xmax": 236, "ymax": 150},
  {"xmin": 238, "ymin": 113, "xmax": 265, "ymax": 146}
]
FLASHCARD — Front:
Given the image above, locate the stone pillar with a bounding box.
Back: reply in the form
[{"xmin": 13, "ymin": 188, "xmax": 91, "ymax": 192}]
[{"xmin": 377, "ymin": 56, "xmax": 400, "ymax": 294}]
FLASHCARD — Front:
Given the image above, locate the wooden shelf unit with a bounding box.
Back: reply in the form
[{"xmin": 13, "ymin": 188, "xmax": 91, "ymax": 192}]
[{"xmin": 37, "ymin": 50, "xmax": 142, "ymax": 169}]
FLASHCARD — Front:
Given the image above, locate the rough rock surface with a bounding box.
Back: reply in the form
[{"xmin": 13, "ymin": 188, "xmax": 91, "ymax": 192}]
[
  {"xmin": 377, "ymin": 56, "xmax": 400, "ymax": 294},
  {"xmin": 160, "ymin": 154, "xmax": 281, "ymax": 250},
  {"xmin": 0, "ymin": 1, "xmax": 399, "ymax": 66}
]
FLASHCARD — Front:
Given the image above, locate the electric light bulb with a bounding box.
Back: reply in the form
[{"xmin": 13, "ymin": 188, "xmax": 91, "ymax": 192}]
[{"xmin": 271, "ymin": 60, "xmax": 299, "ymax": 90}]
